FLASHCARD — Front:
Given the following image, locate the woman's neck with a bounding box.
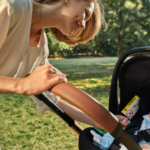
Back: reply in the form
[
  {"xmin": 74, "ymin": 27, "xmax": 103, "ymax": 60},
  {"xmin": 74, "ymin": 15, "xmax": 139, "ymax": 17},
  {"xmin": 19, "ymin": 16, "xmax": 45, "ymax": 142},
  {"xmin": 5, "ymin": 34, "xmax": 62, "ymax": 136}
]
[
  {"xmin": 29, "ymin": 1, "xmax": 42, "ymax": 46},
  {"xmin": 31, "ymin": 1, "xmax": 65, "ymax": 30},
  {"xmin": 29, "ymin": 1, "xmax": 65, "ymax": 46}
]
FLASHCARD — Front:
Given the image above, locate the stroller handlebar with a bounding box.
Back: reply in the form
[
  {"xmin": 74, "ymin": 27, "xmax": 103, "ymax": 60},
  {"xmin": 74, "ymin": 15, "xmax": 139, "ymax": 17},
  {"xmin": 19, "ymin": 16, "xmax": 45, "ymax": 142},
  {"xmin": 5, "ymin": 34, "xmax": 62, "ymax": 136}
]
[
  {"xmin": 50, "ymin": 82, "xmax": 141, "ymax": 150},
  {"xmin": 51, "ymin": 82, "xmax": 118, "ymax": 133}
]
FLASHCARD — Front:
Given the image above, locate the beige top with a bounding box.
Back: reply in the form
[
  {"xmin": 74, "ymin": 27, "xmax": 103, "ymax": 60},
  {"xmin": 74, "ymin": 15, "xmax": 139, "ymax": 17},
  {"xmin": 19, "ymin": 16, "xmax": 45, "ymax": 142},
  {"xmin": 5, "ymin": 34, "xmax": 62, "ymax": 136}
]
[{"xmin": 0, "ymin": 0, "xmax": 60, "ymax": 113}]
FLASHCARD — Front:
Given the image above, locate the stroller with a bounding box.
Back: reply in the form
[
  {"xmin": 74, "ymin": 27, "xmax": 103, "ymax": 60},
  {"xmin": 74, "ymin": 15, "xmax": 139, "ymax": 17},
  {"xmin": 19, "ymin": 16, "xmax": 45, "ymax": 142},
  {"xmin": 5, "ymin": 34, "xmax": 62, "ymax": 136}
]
[{"xmin": 37, "ymin": 46, "xmax": 150, "ymax": 150}]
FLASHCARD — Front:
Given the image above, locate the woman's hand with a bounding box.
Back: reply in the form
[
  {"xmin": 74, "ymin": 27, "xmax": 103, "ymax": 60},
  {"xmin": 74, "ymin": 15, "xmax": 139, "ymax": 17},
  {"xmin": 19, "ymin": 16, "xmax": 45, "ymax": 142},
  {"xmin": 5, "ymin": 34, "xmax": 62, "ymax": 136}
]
[
  {"xmin": 115, "ymin": 115, "xmax": 129, "ymax": 128},
  {"xmin": 17, "ymin": 64, "xmax": 67, "ymax": 95},
  {"xmin": 141, "ymin": 144, "xmax": 150, "ymax": 149}
]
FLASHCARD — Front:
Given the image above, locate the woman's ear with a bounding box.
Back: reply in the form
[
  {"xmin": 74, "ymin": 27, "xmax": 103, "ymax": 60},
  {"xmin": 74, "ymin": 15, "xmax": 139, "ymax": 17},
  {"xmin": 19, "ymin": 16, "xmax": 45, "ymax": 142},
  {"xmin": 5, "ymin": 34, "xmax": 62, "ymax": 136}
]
[{"xmin": 149, "ymin": 113, "xmax": 150, "ymax": 119}]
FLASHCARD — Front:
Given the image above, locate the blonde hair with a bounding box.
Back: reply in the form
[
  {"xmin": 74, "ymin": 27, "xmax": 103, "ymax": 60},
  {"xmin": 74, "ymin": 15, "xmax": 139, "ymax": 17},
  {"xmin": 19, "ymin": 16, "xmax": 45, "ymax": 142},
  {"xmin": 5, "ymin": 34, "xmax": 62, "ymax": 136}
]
[{"xmin": 35, "ymin": 0, "xmax": 107, "ymax": 45}]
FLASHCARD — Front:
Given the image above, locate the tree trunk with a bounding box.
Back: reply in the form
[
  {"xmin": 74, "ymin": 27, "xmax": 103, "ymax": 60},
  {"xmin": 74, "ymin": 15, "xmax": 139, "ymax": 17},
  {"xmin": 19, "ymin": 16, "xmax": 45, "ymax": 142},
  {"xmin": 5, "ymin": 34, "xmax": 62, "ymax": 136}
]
[
  {"xmin": 117, "ymin": 2, "xmax": 125, "ymax": 59},
  {"xmin": 117, "ymin": 34, "xmax": 123, "ymax": 59}
]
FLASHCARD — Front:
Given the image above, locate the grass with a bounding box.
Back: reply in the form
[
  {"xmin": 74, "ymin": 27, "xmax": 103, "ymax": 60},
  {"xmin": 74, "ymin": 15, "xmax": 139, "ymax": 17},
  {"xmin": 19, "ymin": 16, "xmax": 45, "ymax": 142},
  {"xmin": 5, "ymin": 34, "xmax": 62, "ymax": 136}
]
[{"xmin": 0, "ymin": 57, "xmax": 117, "ymax": 150}]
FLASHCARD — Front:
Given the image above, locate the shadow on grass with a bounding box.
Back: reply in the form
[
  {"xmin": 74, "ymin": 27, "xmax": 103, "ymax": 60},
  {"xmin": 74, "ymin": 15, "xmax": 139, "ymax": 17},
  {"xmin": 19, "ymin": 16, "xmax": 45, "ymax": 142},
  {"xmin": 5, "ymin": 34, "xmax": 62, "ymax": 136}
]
[{"xmin": 67, "ymin": 70, "xmax": 114, "ymax": 80}]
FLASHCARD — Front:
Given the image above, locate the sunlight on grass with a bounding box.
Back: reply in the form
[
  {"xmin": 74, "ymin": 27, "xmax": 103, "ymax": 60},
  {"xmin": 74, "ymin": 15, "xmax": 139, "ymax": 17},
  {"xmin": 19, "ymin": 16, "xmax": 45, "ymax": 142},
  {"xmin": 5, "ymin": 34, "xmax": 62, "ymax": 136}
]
[
  {"xmin": 68, "ymin": 76, "xmax": 112, "ymax": 108},
  {"xmin": 69, "ymin": 77, "xmax": 111, "ymax": 91},
  {"xmin": 74, "ymin": 72, "xmax": 86, "ymax": 74},
  {"xmin": 95, "ymin": 63, "xmax": 116, "ymax": 66}
]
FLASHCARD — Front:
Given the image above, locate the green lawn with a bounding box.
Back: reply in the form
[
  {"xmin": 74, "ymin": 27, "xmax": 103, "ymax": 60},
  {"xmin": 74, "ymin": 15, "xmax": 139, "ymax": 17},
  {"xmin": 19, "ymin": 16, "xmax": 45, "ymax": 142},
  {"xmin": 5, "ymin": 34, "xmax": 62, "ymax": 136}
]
[{"xmin": 0, "ymin": 57, "xmax": 117, "ymax": 150}]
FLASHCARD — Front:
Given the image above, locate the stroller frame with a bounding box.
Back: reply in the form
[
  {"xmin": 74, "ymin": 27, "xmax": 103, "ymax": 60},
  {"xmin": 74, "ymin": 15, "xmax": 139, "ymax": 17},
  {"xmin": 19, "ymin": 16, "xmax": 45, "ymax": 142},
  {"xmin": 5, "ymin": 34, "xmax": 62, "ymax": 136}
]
[{"xmin": 36, "ymin": 46, "xmax": 150, "ymax": 150}]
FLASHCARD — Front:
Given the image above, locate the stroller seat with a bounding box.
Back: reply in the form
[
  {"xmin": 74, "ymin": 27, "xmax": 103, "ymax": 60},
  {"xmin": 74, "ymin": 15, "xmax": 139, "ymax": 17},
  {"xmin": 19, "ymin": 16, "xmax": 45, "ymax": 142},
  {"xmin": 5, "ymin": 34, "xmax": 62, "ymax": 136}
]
[
  {"xmin": 79, "ymin": 46, "xmax": 150, "ymax": 150},
  {"xmin": 36, "ymin": 46, "xmax": 150, "ymax": 150}
]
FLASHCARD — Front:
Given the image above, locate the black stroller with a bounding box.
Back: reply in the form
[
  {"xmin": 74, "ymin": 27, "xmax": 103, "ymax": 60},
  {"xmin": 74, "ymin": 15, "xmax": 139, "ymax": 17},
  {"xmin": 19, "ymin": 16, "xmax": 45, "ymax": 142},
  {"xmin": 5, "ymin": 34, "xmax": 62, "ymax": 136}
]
[{"xmin": 37, "ymin": 46, "xmax": 150, "ymax": 150}]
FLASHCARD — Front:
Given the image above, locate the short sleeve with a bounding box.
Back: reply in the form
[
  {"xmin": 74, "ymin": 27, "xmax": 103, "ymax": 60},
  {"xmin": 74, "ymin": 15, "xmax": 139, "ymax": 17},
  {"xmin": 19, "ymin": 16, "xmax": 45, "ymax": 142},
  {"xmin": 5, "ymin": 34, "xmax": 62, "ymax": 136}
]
[{"xmin": 0, "ymin": 1, "xmax": 13, "ymax": 49}]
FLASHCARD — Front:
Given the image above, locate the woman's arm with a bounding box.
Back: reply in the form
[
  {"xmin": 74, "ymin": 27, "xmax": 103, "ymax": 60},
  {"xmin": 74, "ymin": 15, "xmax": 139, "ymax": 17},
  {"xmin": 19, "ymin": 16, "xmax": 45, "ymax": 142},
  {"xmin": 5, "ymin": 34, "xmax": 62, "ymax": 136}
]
[
  {"xmin": 56, "ymin": 99, "xmax": 102, "ymax": 129},
  {"xmin": 0, "ymin": 76, "xmax": 22, "ymax": 93},
  {"xmin": 0, "ymin": 64, "xmax": 67, "ymax": 95}
]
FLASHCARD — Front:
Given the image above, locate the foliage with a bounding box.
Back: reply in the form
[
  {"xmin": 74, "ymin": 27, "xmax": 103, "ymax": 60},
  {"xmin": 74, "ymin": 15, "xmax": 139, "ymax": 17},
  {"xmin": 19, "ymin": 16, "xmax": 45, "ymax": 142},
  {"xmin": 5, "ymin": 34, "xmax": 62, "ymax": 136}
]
[
  {"xmin": 45, "ymin": 0, "xmax": 150, "ymax": 58},
  {"xmin": 45, "ymin": 29, "xmax": 73, "ymax": 58},
  {"xmin": 103, "ymin": 0, "xmax": 150, "ymax": 57}
]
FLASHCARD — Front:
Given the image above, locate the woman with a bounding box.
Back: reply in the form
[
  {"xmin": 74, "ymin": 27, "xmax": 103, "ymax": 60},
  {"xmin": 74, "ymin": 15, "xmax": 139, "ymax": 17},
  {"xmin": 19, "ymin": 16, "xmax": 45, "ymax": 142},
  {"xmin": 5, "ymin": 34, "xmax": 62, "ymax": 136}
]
[{"xmin": 0, "ymin": 0, "xmax": 105, "ymax": 128}]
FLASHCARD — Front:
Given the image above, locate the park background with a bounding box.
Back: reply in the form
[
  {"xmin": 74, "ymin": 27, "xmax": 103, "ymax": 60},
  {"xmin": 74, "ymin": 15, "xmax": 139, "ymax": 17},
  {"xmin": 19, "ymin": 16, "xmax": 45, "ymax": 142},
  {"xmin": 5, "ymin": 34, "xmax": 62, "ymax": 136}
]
[{"xmin": 0, "ymin": 0, "xmax": 150, "ymax": 150}]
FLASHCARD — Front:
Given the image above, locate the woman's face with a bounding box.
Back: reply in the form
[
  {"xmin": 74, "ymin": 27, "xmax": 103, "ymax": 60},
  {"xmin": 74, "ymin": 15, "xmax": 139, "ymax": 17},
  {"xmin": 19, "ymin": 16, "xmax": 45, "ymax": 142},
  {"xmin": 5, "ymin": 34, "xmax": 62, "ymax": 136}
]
[{"xmin": 59, "ymin": 0, "xmax": 95, "ymax": 36}]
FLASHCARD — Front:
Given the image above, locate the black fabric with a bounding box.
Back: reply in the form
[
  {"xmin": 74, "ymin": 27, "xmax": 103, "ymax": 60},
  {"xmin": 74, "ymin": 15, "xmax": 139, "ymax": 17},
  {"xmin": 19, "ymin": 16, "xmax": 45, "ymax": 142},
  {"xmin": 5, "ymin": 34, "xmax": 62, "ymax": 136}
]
[
  {"xmin": 109, "ymin": 139, "xmax": 120, "ymax": 150},
  {"xmin": 79, "ymin": 55, "xmax": 150, "ymax": 150},
  {"xmin": 118, "ymin": 55, "xmax": 150, "ymax": 121},
  {"xmin": 79, "ymin": 127, "xmax": 121, "ymax": 150},
  {"xmin": 125, "ymin": 118, "xmax": 143, "ymax": 134},
  {"xmin": 119, "ymin": 55, "xmax": 150, "ymax": 101},
  {"xmin": 79, "ymin": 127, "xmax": 102, "ymax": 150},
  {"xmin": 117, "ymin": 78, "xmax": 150, "ymax": 121},
  {"xmin": 139, "ymin": 92, "xmax": 150, "ymax": 116},
  {"xmin": 130, "ymin": 134, "xmax": 142, "ymax": 143},
  {"xmin": 138, "ymin": 128, "xmax": 150, "ymax": 142},
  {"xmin": 130, "ymin": 128, "xmax": 150, "ymax": 143},
  {"xmin": 118, "ymin": 78, "xmax": 150, "ymax": 120}
]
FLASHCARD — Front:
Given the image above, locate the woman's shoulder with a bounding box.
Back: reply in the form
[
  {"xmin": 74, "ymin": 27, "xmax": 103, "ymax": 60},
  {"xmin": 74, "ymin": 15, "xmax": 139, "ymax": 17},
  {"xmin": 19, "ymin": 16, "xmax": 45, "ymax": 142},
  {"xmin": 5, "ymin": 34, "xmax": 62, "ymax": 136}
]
[{"xmin": 0, "ymin": 0, "xmax": 32, "ymax": 16}]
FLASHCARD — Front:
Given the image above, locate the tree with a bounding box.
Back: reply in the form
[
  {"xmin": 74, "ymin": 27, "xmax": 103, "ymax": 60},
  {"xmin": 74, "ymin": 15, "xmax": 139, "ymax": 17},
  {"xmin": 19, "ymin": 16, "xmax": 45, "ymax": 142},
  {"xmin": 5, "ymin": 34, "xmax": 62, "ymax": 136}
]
[
  {"xmin": 99, "ymin": 0, "xmax": 150, "ymax": 58},
  {"xmin": 45, "ymin": 1, "xmax": 150, "ymax": 58}
]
